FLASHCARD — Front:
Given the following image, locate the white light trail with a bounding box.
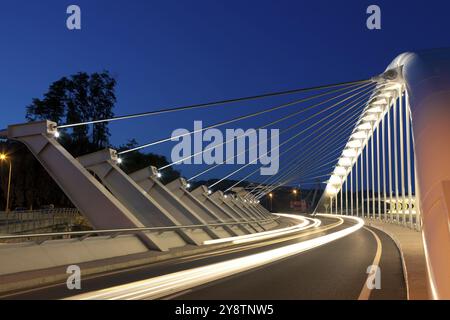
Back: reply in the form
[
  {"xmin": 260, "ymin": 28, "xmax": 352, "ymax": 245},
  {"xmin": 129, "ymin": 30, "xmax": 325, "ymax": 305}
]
[
  {"xmin": 67, "ymin": 215, "xmax": 363, "ymax": 300},
  {"xmin": 203, "ymin": 214, "xmax": 319, "ymax": 245}
]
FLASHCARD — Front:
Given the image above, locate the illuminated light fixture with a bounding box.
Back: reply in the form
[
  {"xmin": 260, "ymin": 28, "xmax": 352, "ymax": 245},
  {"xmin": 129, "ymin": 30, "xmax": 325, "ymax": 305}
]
[
  {"xmin": 347, "ymin": 140, "xmax": 362, "ymax": 148},
  {"xmin": 329, "ymin": 175, "xmax": 342, "ymax": 185},
  {"xmin": 0, "ymin": 153, "xmax": 6, "ymax": 161},
  {"xmin": 326, "ymin": 185, "xmax": 338, "ymax": 196},
  {"xmin": 383, "ymin": 84, "xmax": 401, "ymax": 91},
  {"xmin": 224, "ymin": 194, "xmax": 228, "ymax": 198},
  {"xmin": 257, "ymin": 200, "xmax": 260, "ymax": 204},
  {"xmin": 338, "ymin": 157, "xmax": 352, "ymax": 167},
  {"xmin": 371, "ymin": 98, "xmax": 387, "ymax": 105},
  {"xmin": 208, "ymin": 189, "xmax": 212, "ymax": 195},
  {"xmin": 186, "ymin": 183, "xmax": 191, "ymax": 189},
  {"xmin": 358, "ymin": 122, "xmax": 372, "ymax": 130},
  {"xmin": 334, "ymin": 166, "xmax": 347, "ymax": 176},
  {"xmin": 366, "ymin": 106, "xmax": 383, "ymax": 113},
  {"xmin": 156, "ymin": 172, "xmax": 162, "ymax": 178},
  {"xmin": 269, "ymin": 193, "xmax": 273, "ymax": 198},
  {"xmin": 362, "ymin": 114, "xmax": 378, "ymax": 122},
  {"xmin": 117, "ymin": 158, "xmax": 123, "ymax": 164},
  {"xmin": 352, "ymin": 131, "xmax": 367, "ymax": 139},
  {"xmin": 54, "ymin": 131, "xmax": 60, "ymax": 138},
  {"xmin": 343, "ymin": 148, "xmax": 357, "ymax": 158}
]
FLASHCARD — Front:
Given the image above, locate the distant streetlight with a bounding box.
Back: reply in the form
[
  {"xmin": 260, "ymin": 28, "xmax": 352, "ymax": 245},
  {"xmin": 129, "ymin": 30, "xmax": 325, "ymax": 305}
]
[
  {"xmin": 268, "ymin": 193, "xmax": 273, "ymax": 211},
  {"xmin": 0, "ymin": 153, "xmax": 12, "ymax": 213}
]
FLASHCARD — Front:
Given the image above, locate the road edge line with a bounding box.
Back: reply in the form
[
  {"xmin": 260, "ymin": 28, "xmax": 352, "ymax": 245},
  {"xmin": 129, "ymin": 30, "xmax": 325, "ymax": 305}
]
[{"xmin": 358, "ymin": 226, "xmax": 382, "ymax": 300}]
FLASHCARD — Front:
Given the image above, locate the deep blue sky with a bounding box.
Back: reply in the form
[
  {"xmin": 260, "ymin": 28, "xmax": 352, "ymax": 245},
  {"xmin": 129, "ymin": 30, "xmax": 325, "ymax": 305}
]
[{"xmin": 1, "ymin": 0, "xmax": 449, "ymax": 183}]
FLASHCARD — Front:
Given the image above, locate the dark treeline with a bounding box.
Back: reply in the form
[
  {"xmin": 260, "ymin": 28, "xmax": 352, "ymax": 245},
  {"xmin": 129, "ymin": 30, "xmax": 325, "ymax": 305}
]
[{"xmin": 0, "ymin": 71, "xmax": 179, "ymax": 211}]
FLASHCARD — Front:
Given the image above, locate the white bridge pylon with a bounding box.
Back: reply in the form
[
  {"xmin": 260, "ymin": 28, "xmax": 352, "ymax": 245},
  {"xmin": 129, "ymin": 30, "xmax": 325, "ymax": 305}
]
[{"xmin": 319, "ymin": 48, "xmax": 450, "ymax": 299}]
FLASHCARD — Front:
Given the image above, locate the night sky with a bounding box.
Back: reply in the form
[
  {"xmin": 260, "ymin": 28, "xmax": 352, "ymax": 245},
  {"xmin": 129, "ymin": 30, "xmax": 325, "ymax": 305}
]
[{"xmin": 1, "ymin": 0, "xmax": 449, "ymax": 184}]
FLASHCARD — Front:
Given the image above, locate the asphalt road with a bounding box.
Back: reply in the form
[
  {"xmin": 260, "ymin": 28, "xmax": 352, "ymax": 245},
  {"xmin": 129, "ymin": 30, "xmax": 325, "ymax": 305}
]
[
  {"xmin": 174, "ymin": 224, "xmax": 406, "ymax": 300},
  {"xmin": 1, "ymin": 216, "xmax": 406, "ymax": 300}
]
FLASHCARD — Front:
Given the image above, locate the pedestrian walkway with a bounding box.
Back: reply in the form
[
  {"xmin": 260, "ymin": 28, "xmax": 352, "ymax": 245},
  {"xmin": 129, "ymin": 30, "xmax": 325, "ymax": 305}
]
[{"xmin": 364, "ymin": 219, "xmax": 429, "ymax": 300}]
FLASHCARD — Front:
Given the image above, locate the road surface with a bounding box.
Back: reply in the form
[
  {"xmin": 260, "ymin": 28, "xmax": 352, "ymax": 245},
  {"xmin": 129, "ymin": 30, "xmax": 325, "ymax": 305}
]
[{"xmin": 0, "ymin": 215, "xmax": 406, "ymax": 300}]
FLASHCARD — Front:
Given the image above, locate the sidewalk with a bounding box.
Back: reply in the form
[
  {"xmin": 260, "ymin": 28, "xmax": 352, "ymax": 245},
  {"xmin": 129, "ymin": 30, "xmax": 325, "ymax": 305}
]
[{"xmin": 364, "ymin": 219, "xmax": 429, "ymax": 300}]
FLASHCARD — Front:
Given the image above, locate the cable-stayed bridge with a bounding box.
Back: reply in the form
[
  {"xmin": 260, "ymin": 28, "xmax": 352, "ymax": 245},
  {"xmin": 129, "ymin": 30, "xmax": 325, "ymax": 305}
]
[{"xmin": 0, "ymin": 48, "xmax": 449, "ymax": 300}]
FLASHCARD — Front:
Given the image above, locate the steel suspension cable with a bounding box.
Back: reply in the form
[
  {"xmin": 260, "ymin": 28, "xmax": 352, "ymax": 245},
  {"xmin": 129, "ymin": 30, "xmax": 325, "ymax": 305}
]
[
  {"xmin": 206, "ymin": 87, "xmax": 374, "ymax": 189},
  {"xmin": 248, "ymin": 83, "xmax": 387, "ymax": 194},
  {"xmin": 56, "ymin": 79, "xmax": 372, "ymax": 129},
  {"xmin": 247, "ymin": 95, "xmax": 371, "ymax": 195},
  {"xmin": 182, "ymin": 82, "xmax": 376, "ymax": 178},
  {"xmin": 118, "ymin": 82, "xmax": 373, "ymax": 156}
]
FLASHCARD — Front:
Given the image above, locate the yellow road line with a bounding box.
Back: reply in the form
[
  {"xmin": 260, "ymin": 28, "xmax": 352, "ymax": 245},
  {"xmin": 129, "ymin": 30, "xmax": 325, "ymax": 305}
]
[{"xmin": 358, "ymin": 226, "xmax": 383, "ymax": 300}]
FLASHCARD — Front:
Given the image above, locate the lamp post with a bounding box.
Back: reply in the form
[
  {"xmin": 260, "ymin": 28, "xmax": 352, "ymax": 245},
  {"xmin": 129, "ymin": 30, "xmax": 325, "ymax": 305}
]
[
  {"xmin": 0, "ymin": 154, "xmax": 12, "ymax": 213},
  {"xmin": 292, "ymin": 189, "xmax": 298, "ymax": 201},
  {"xmin": 268, "ymin": 193, "xmax": 273, "ymax": 211}
]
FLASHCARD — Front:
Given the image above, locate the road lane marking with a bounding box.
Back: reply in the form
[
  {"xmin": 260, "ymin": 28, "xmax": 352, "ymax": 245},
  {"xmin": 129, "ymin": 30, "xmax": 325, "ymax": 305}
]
[
  {"xmin": 66, "ymin": 216, "xmax": 363, "ymax": 300},
  {"xmin": 358, "ymin": 227, "xmax": 382, "ymax": 300}
]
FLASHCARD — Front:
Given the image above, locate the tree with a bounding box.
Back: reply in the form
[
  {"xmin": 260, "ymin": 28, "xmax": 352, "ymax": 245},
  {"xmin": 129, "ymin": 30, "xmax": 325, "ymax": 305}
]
[
  {"xmin": 116, "ymin": 139, "xmax": 181, "ymax": 184},
  {"xmin": 1, "ymin": 71, "xmax": 182, "ymax": 211},
  {"xmin": 26, "ymin": 77, "xmax": 69, "ymax": 123},
  {"xmin": 26, "ymin": 71, "xmax": 116, "ymax": 157}
]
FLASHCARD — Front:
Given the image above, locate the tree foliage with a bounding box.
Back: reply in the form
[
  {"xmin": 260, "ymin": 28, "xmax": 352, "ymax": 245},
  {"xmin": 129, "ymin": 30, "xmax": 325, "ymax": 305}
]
[
  {"xmin": 117, "ymin": 139, "xmax": 180, "ymax": 184},
  {"xmin": 0, "ymin": 71, "xmax": 181, "ymax": 210},
  {"xmin": 26, "ymin": 71, "xmax": 116, "ymax": 156}
]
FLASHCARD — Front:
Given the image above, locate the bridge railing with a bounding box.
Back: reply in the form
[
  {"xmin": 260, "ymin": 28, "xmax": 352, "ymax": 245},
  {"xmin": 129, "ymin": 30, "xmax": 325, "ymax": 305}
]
[
  {"xmin": 0, "ymin": 208, "xmax": 83, "ymax": 235},
  {"xmin": 0, "ymin": 216, "xmax": 279, "ymax": 244}
]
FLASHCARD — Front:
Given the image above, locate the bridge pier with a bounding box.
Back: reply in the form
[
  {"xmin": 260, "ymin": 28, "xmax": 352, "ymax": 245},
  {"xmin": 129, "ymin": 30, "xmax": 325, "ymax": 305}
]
[
  {"xmin": 165, "ymin": 178, "xmax": 245, "ymax": 236},
  {"xmin": 231, "ymin": 188, "xmax": 274, "ymax": 219},
  {"xmin": 77, "ymin": 149, "xmax": 215, "ymax": 246},
  {"xmin": 130, "ymin": 169, "xmax": 238, "ymax": 238},
  {"xmin": 190, "ymin": 187, "xmax": 257, "ymax": 234},
  {"xmin": 6, "ymin": 121, "xmax": 167, "ymax": 251},
  {"xmin": 219, "ymin": 194, "xmax": 266, "ymax": 232},
  {"xmin": 235, "ymin": 195, "xmax": 266, "ymax": 220}
]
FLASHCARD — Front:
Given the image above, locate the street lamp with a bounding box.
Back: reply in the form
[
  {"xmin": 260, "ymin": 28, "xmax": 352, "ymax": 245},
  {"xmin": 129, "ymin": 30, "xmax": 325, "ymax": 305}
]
[
  {"xmin": 292, "ymin": 189, "xmax": 298, "ymax": 201},
  {"xmin": 268, "ymin": 193, "xmax": 273, "ymax": 211},
  {"xmin": 0, "ymin": 153, "xmax": 12, "ymax": 213}
]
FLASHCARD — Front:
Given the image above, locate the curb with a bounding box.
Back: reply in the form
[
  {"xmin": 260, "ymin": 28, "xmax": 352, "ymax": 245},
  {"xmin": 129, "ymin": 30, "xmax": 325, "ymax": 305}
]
[{"xmin": 365, "ymin": 220, "xmax": 428, "ymax": 300}]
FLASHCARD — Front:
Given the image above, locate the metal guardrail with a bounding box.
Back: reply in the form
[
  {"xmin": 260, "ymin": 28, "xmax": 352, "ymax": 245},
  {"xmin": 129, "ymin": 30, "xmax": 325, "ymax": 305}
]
[
  {"xmin": 0, "ymin": 217, "xmax": 280, "ymax": 243},
  {"xmin": 0, "ymin": 208, "xmax": 83, "ymax": 235},
  {"xmin": 0, "ymin": 208, "xmax": 80, "ymax": 222}
]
